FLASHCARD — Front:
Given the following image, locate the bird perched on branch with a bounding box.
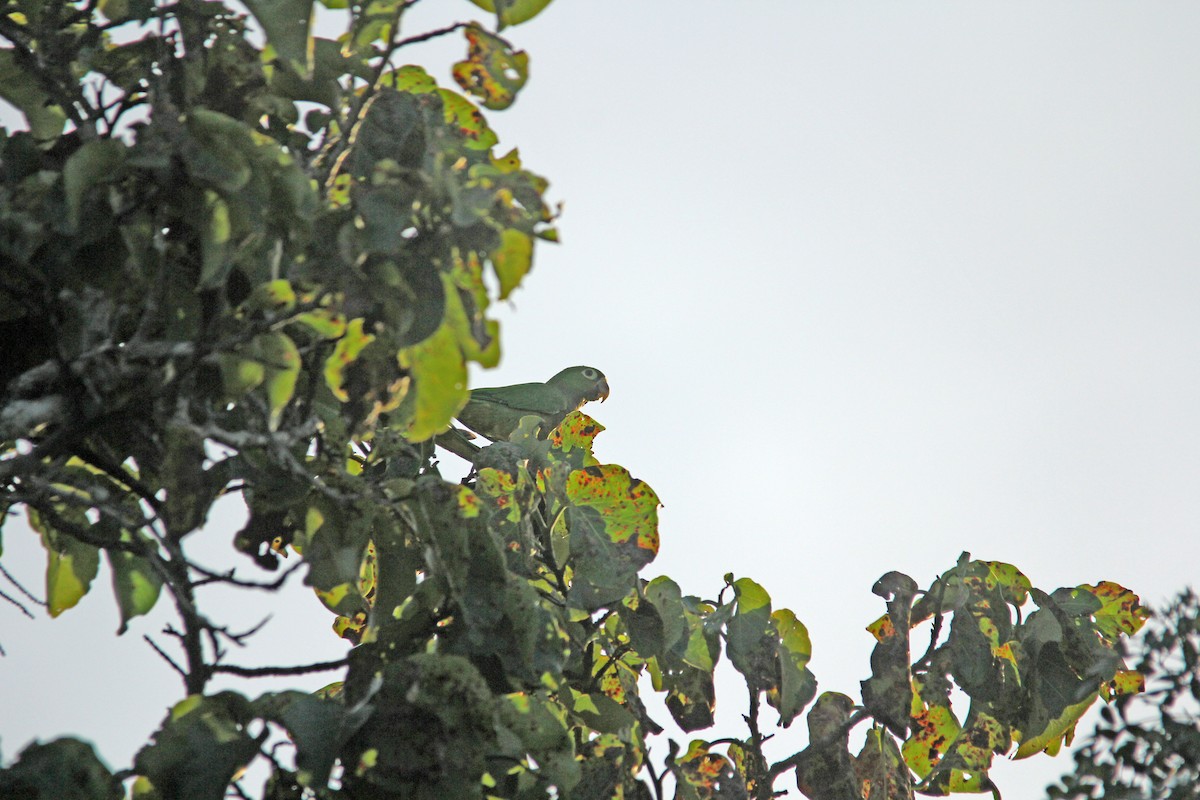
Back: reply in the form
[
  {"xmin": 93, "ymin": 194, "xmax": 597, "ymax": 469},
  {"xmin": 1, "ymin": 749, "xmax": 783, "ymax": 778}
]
[{"xmin": 438, "ymin": 365, "xmax": 609, "ymax": 458}]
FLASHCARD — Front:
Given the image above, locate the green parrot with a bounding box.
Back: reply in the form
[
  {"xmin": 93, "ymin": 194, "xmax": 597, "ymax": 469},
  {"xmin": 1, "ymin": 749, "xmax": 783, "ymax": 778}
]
[{"xmin": 442, "ymin": 366, "xmax": 609, "ymax": 454}]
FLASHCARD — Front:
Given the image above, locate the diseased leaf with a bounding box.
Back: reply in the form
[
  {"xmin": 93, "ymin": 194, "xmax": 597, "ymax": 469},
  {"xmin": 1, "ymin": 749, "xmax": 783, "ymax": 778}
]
[
  {"xmin": 452, "ymin": 25, "xmax": 529, "ymax": 111},
  {"xmin": 564, "ymin": 465, "xmax": 660, "ymax": 609},
  {"xmin": 325, "ymin": 318, "xmax": 375, "ymax": 402}
]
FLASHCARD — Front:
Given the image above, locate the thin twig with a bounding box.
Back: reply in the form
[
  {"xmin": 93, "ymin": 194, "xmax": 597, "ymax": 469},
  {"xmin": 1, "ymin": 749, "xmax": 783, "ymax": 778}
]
[
  {"xmin": 0, "ymin": 587, "xmax": 36, "ymax": 619},
  {"xmin": 144, "ymin": 634, "xmax": 188, "ymax": 680},
  {"xmin": 0, "ymin": 561, "xmax": 46, "ymax": 606},
  {"xmin": 391, "ymin": 22, "xmax": 467, "ymax": 50},
  {"xmin": 190, "ymin": 560, "xmax": 304, "ymax": 590}
]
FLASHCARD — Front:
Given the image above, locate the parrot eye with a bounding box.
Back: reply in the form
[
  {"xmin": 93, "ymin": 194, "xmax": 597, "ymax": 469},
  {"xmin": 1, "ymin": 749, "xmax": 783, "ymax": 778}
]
[{"xmin": 582, "ymin": 368, "xmax": 598, "ymax": 379}]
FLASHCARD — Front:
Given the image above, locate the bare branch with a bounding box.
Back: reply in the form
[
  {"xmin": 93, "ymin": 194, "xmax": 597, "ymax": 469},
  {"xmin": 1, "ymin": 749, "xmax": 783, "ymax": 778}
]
[
  {"xmin": 190, "ymin": 560, "xmax": 304, "ymax": 590},
  {"xmin": 144, "ymin": 634, "xmax": 188, "ymax": 680},
  {"xmin": 0, "ymin": 560, "xmax": 46, "ymax": 607},
  {"xmin": 213, "ymin": 657, "xmax": 349, "ymax": 678}
]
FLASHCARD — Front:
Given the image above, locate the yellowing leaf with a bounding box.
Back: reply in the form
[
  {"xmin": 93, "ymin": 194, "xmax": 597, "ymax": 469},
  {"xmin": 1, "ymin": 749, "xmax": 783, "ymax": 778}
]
[
  {"xmin": 491, "ymin": 228, "xmax": 532, "ymax": 300},
  {"xmin": 565, "ymin": 465, "xmax": 660, "ymax": 555},
  {"xmin": 325, "ymin": 318, "xmax": 375, "ymax": 401},
  {"xmin": 396, "ymin": 321, "xmax": 468, "ymax": 441}
]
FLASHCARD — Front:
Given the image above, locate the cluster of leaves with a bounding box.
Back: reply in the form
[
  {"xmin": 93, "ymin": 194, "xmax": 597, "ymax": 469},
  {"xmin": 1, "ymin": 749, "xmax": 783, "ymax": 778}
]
[
  {"xmin": 1046, "ymin": 589, "xmax": 1200, "ymax": 800},
  {"xmin": 0, "ymin": 1, "xmax": 1153, "ymax": 799}
]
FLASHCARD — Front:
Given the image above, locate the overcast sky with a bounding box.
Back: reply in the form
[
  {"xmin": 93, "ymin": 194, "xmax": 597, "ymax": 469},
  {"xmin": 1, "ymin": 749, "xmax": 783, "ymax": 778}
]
[{"xmin": 3, "ymin": 3, "xmax": 1199, "ymax": 797}]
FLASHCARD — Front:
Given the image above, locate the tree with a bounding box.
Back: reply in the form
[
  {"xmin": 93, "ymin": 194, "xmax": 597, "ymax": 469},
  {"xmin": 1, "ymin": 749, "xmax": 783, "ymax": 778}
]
[
  {"xmin": 0, "ymin": 2, "xmax": 1151, "ymax": 798},
  {"xmin": 1046, "ymin": 590, "xmax": 1200, "ymax": 800}
]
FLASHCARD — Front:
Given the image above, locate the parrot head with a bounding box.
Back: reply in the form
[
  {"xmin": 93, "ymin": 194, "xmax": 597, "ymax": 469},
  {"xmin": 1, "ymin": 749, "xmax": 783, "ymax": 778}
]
[{"xmin": 548, "ymin": 365, "xmax": 610, "ymax": 406}]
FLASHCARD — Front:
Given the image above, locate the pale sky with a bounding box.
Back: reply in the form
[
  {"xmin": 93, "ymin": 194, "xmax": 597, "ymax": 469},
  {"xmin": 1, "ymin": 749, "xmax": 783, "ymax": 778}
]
[{"xmin": 3, "ymin": 3, "xmax": 1199, "ymax": 797}]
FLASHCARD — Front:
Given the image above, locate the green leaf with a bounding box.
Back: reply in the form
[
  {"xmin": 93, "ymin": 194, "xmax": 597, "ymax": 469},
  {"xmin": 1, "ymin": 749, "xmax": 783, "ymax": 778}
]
[
  {"xmin": 134, "ymin": 693, "xmax": 260, "ymax": 800},
  {"xmin": 199, "ymin": 190, "xmax": 232, "ymax": 288},
  {"xmin": 255, "ymin": 691, "xmax": 357, "ymax": 788},
  {"xmin": 466, "ymin": 0, "xmax": 555, "ymax": 28},
  {"xmin": 182, "ymin": 109, "xmax": 253, "ymax": 192},
  {"xmin": 255, "ymin": 331, "xmax": 301, "ymax": 430},
  {"xmin": 243, "ymin": 0, "xmax": 314, "ymax": 75},
  {"xmin": 452, "ymin": 25, "xmax": 530, "ymax": 111},
  {"xmin": 726, "ymin": 577, "xmax": 776, "ymax": 693},
  {"xmin": 770, "ymin": 608, "xmax": 817, "ymax": 727},
  {"xmin": 396, "ymin": 320, "xmax": 469, "ymax": 441},
  {"xmin": 217, "ymin": 353, "xmax": 266, "ymax": 398},
  {"xmin": 107, "ymin": 545, "xmax": 163, "ymax": 635},
  {"xmin": 0, "ymin": 737, "xmax": 122, "ymax": 800},
  {"xmin": 62, "ymin": 140, "xmax": 125, "ymax": 232}
]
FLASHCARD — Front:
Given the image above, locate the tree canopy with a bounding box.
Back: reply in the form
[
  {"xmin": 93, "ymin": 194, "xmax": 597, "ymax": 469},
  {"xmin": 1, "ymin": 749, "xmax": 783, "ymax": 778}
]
[{"xmin": 0, "ymin": 2, "xmax": 1152, "ymax": 799}]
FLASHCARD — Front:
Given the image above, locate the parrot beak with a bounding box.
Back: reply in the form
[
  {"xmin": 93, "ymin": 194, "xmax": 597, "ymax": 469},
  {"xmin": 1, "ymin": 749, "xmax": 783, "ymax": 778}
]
[{"xmin": 597, "ymin": 379, "xmax": 610, "ymax": 403}]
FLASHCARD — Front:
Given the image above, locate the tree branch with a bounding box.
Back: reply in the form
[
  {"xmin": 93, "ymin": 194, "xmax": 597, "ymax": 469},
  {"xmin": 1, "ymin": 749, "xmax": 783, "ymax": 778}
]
[{"xmin": 213, "ymin": 657, "xmax": 349, "ymax": 678}]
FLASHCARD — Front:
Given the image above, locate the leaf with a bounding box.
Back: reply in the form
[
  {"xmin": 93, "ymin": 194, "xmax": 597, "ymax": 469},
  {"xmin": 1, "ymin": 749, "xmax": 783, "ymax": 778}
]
[
  {"xmin": 861, "ymin": 571, "xmax": 918, "ymax": 739},
  {"xmin": 134, "ymin": 693, "xmax": 260, "ymax": 800},
  {"xmin": 396, "ymin": 320, "xmax": 469, "ymax": 441},
  {"xmin": 217, "ymin": 352, "xmax": 266, "ymax": 398},
  {"xmin": 1012, "ymin": 692, "xmax": 1094, "ymax": 759},
  {"xmin": 324, "ymin": 318, "xmax": 375, "ymax": 402},
  {"xmin": 466, "ymin": 0, "xmax": 555, "ymax": 28},
  {"xmin": 255, "ymin": 331, "xmax": 301, "ymax": 430},
  {"xmin": 198, "ymin": 190, "xmax": 232, "ymax": 288},
  {"xmin": 0, "ymin": 737, "xmax": 122, "ymax": 800},
  {"xmin": 62, "ymin": 139, "xmax": 126, "ymax": 231},
  {"xmin": 726, "ymin": 577, "xmax": 776, "ymax": 694},
  {"xmin": 30, "ymin": 508, "xmax": 100, "ymax": 617},
  {"xmin": 855, "ymin": 728, "xmax": 914, "ymax": 800},
  {"xmin": 452, "ymin": 25, "xmax": 530, "ymax": 111},
  {"xmin": 107, "ymin": 545, "xmax": 163, "ymax": 635},
  {"xmin": 436, "ymin": 88, "xmax": 498, "ymax": 151},
  {"xmin": 243, "ymin": 0, "xmax": 314, "ymax": 75},
  {"xmin": 563, "ymin": 465, "xmax": 660, "ymax": 609},
  {"xmin": 770, "ymin": 608, "xmax": 817, "ymax": 727},
  {"xmin": 254, "ymin": 691, "xmax": 359, "ymax": 788},
  {"xmin": 670, "ymin": 740, "xmax": 746, "ymax": 800},
  {"xmin": 902, "ymin": 702, "xmax": 960, "ymax": 782},
  {"xmin": 490, "ymin": 227, "xmax": 533, "ymax": 299},
  {"xmin": 1080, "ymin": 581, "xmax": 1150, "ymax": 640}
]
